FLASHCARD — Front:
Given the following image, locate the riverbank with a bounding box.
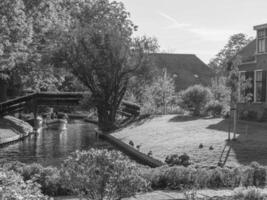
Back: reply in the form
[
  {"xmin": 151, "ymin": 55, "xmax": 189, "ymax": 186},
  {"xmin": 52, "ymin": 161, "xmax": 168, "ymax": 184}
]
[
  {"xmin": 112, "ymin": 114, "xmax": 267, "ymax": 167},
  {"xmin": 0, "ymin": 116, "xmax": 33, "ymax": 146}
]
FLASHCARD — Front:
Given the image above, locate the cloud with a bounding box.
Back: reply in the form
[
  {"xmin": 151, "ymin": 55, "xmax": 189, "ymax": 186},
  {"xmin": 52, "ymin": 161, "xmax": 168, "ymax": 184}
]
[
  {"xmin": 158, "ymin": 11, "xmax": 237, "ymax": 41},
  {"xmin": 158, "ymin": 12, "xmax": 191, "ymax": 29},
  {"xmin": 189, "ymin": 28, "xmax": 238, "ymax": 41}
]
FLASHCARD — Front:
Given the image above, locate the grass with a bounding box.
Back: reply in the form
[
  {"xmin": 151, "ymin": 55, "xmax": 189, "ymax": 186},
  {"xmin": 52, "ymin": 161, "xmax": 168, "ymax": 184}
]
[{"xmin": 112, "ymin": 115, "xmax": 267, "ymax": 167}]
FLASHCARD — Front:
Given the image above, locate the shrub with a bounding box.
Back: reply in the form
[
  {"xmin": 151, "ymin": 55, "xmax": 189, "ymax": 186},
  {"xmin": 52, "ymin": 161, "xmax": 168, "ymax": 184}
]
[
  {"xmin": 0, "ymin": 161, "xmax": 69, "ymax": 196},
  {"xmin": 165, "ymin": 153, "xmax": 190, "ymax": 167},
  {"xmin": 194, "ymin": 168, "xmax": 210, "ymax": 189},
  {"xmin": 205, "ymin": 100, "xmax": 224, "ymax": 117},
  {"xmin": 162, "ymin": 166, "xmax": 196, "ymax": 190},
  {"xmin": 21, "ymin": 163, "xmax": 66, "ymax": 196},
  {"xmin": 234, "ymin": 187, "xmax": 265, "ymax": 200},
  {"xmin": 208, "ymin": 168, "xmax": 224, "ymax": 188},
  {"xmin": 143, "ymin": 162, "xmax": 267, "ymax": 191},
  {"xmin": 0, "ymin": 168, "xmax": 48, "ymax": 200},
  {"xmin": 60, "ymin": 149, "xmax": 150, "ymax": 200},
  {"xmin": 250, "ymin": 162, "xmax": 266, "ymax": 187},
  {"xmin": 179, "ymin": 85, "xmax": 212, "ymax": 116}
]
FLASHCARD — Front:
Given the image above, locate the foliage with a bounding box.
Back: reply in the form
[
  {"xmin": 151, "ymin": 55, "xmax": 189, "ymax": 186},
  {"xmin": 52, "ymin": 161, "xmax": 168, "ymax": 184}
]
[
  {"xmin": 143, "ymin": 162, "xmax": 267, "ymax": 191},
  {"xmin": 208, "ymin": 33, "xmax": 253, "ymax": 75},
  {"xmin": 0, "ymin": 160, "xmax": 68, "ymax": 196},
  {"xmin": 179, "ymin": 85, "xmax": 212, "ymax": 116},
  {"xmin": 21, "ymin": 163, "xmax": 67, "ymax": 196},
  {"xmin": 128, "ymin": 71, "xmax": 176, "ymax": 114},
  {"xmin": 205, "ymin": 100, "xmax": 224, "ymax": 117},
  {"xmin": 234, "ymin": 187, "xmax": 265, "ymax": 200},
  {"xmin": 52, "ymin": 0, "xmax": 158, "ymax": 130},
  {"xmin": 61, "ymin": 149, "xmax": 149, "ymax": 200},
  {"xmin": 210, "ymin": 76, "xmax": 231, "ymax": 111},
  {"xmin": 165, "ymin": 153, "xmax": 190, "ymax": 167},
  {"xmin": 0, "ymin": 0, "xmax": 34, "ymax": 79},
  {"xmin": 0, "ymin": 168, "xmax": 48, "ymax": 200}
]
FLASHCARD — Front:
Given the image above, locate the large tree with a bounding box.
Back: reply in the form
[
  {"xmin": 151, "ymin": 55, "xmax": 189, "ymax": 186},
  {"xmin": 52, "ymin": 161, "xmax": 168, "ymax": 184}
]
[
  {"xmin": 0, "ymin": 0, "xmax": 34, "ymax": 101},
  {"xmin": 54, "ymin": 0, "xmax": 157, "ymax": 130},
  {"xmin": 209, "ymin": 33, "xmax": 253, "ymax": 75}
]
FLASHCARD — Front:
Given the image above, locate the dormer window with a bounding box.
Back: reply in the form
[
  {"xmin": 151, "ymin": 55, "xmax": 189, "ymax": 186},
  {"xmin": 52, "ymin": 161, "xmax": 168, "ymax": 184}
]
[
  {"xmin": 255, "ymin": 28, "xmax": 267, "ymax": 53},
  {"xmin": 257, "ymin": 29, "xmax": 266, "ymax": 53}
]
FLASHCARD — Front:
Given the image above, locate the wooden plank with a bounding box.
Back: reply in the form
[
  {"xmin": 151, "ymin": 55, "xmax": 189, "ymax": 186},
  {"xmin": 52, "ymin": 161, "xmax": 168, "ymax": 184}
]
[
  {"xmin": 0, "ymin": 93, "xmax": 36, "ymax": 108},
  {"xmin": 37, "ymin": 92, "xmax": 85, "ymax": 99},
  {"xmin": 121, "ymin": 101, "xmax": 140, "ymax": 110}
]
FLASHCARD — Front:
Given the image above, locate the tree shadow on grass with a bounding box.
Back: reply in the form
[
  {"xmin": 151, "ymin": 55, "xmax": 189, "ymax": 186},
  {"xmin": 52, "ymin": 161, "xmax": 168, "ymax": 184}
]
[
  {"xmin": 129, "ymin": 114, "xmax": 161, "ymax": 128},
  {"xmin": 207, "ymin": 119, "xmax": 231, "ymax": 132},
  {"xmin": 208, "ymin": 119, "xmax": 267, "ymax": 166},
  {"xmin": 169, "ymin": 115, "xmax": 215, "ymax": 122},
  {"xmin": 168, "ymin": 115, "xmax": 200, "ymax": 122}
]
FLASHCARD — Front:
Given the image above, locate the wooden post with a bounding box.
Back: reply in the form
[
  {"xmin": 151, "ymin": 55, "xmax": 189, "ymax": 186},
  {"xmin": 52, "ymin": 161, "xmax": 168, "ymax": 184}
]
[
  {"xmin": 233, "ymin": 105, "xmax": 237, "ymax": 140},
  {"xmin": 228, "ymin": 115, "xmax": 231, "ymax": 141},
  {"xmin": 33, "ymin": 100, "xmax": 38, "ymax": 132}
]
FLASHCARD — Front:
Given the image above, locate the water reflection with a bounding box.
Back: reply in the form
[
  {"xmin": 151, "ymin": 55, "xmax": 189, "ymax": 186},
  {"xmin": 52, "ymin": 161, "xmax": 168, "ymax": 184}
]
[{"xmin": 0, "ymin": 120, "xmax": 107, "ymax": 166}]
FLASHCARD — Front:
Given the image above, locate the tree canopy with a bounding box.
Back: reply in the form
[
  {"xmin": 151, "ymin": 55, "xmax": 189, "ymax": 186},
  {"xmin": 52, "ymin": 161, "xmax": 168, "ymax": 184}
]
[
  {"xmin": 208, "ymin": 33, "xmax": 253, "ymax": 75},
  {"xmin": 51, "ymin": 0, "xmax": 158, "ymax": 130}
]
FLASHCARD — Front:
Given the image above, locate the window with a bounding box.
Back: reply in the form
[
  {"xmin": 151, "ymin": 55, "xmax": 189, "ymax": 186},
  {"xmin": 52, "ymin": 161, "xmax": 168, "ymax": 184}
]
[
  {"xmin": 239, "ymin": 72, "xmax": 246, "ymax": 102},
  {"xmin": 255, "ymin": 70, "xmax": 266, "ymax": 102},
  {"xmin": 239, "ymin": 71, "xmax": 254, "ymax": 102},
  {"xmin": 257, "ymin": 29, "xmax": 267, "ymax": 53},
  {"xmin": 258, "ymin": 30, "xmax": 265, "ymax": 38},
  {"xmin": 258, "ymin": 39, "xmax": 265, "ymax": 53}
]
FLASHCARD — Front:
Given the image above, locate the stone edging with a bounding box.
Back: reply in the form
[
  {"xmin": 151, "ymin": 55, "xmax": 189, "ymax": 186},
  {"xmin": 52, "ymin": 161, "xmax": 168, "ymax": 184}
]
[
  {"xmin": 97, "ymin": 130, "xmax": 163, "ymax": 168},
  {"xmin": 0, "ymin": 131, "xmax": 34, "ymax": 147},
  {"xmin": 0, "ymin": 116, "xmax": 35, "ymax": 147}
]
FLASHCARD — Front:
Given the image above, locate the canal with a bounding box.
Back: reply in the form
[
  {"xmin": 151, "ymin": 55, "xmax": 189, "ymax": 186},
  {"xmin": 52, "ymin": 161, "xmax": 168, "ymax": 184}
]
[{"xmin": 0, "ymin": 120, "xmax": 110, "ymax": 166}]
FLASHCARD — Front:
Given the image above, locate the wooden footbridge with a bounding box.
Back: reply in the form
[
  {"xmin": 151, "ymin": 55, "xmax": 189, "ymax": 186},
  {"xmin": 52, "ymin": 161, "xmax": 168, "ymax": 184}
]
[
  {"xmin": 0, "ymin": 92, "xmax": 140, "ymax": 126},
  {"xmin": 0, "ymin": 92, "xmax": 83, "ymax": 116}
]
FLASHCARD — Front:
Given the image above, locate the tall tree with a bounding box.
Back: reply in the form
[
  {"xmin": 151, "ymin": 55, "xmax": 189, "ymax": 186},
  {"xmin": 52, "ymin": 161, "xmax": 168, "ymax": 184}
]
[
  {"xmin": 55, "ymin": 0, "xmax": 157, "ymax": 130},
  {"xmin": 0, "ymin": 0, "xmax": 33, "ymax": 101},
  {"xmin": 209, "ymin": 33, "xmax": 253, "ymax": 75}
]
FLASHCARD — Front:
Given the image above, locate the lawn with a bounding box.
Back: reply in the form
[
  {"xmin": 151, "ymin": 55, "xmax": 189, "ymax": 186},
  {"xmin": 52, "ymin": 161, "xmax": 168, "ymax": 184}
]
[{"xmin": 112, "ymin": 115, "xmax": 267, "ymax": 167}]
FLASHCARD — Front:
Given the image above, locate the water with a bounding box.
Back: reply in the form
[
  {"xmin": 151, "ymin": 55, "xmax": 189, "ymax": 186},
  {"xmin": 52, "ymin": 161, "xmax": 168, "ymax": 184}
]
[{"xmin": 0, "ymin": 120, "xmax": 109, "ymax": 166}]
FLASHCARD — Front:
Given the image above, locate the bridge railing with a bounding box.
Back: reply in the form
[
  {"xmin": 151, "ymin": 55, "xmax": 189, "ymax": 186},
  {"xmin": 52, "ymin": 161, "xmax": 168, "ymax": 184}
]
[{"xmin": 0, "ymin": 92, "xmax": 141, "ymax": 118}]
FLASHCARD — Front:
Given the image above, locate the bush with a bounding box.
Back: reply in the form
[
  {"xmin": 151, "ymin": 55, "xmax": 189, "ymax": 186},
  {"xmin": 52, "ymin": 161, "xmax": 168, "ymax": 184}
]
[
  {"xmin": 0, "ymin": 168, "xmax": 48, "ymax": 200},
  {"xmin": 205, "ymin": 100, "xmax": 224, "ymax": 117},
  {"xmin": 250, "ymin": 162, "xmax": 266, "ymax": 187},
  {"xmin": 22, "ymin": 164, "xmax": 67, "ymax": 196},
  {"xmin": 60, "ymin": 149, "xmax": 150, "ymax": 200},
  {"xmin": 165, "ymin": 153, "xmax": 190, "ymax": 167},
  {"xmin": 179, "ymin": 85, "xmax": 212, "ymax": 116},
  {"xmin": 0, "ymin": 161, "xmax": 68, "ymax": 196},
  {"xmin": 143, "ymin": 162, "xmax": 267, "ymax": 191},
  {"xmin": 234, "ymin": 187, "xmax": 265, "ymax": 200}
]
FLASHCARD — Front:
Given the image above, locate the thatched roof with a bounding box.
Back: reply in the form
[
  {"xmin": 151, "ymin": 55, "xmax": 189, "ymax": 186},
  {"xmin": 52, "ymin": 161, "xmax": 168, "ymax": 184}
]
[{"xmin": 149, "ymin": 53, "xmax": 213, "ymax": 91}]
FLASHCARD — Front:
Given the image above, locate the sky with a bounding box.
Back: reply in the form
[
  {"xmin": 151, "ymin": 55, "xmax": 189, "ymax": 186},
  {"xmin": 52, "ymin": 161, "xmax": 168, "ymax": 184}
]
[{"xmin": 120, "ymin": 0, "xmax": 267, "ymax": 63}]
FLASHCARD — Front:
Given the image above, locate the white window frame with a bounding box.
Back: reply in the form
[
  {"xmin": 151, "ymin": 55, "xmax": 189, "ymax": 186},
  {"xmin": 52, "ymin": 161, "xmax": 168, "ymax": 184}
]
[
  {"xmin": 254, "ymin": 69, "xmax": 263, "ymax": 103},
  {"xmin": 257, "ymin": 29, "xmax": 267, "ymax": 54}
]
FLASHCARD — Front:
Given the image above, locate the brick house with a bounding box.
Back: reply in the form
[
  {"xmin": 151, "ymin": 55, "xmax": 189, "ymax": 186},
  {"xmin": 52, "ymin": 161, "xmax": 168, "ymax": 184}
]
[{"xmin": 235, "ymin": 23, "xmax": 267, "ymax": 121}]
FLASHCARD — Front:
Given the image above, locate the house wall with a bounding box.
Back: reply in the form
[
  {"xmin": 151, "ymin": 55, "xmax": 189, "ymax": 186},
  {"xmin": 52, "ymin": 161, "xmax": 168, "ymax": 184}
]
[
  {"xmin": 237, "ymin": 102, "xmax": 267, "ymax": 121},
  {"xmin": 237, "ymin": 54, "xmax": 267, "ymax": 121},
  {"xmin": 256, "ymin": 54, "xmax": 267, "ymax": 70}
]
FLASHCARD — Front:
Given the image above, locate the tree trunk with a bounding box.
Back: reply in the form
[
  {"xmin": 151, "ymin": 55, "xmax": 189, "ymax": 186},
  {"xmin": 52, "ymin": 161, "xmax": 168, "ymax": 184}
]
[
  {"xmin": 0, "ymin": 79, "xmax": 8, "ymax": 102},
  {"xmin": 97, "ymin": 104, "xmax": 117, "ymax": 132}
]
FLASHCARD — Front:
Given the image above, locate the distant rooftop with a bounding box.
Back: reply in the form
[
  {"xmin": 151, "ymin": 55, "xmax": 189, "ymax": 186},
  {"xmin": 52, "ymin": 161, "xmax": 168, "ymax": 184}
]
[
  {"xmin": 254, "ymin": 23, "xmax": 267, "ymax": 30},
  {"xmin": 149, "ymin": 53, "xmax": 212, "ymax": 91}
]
